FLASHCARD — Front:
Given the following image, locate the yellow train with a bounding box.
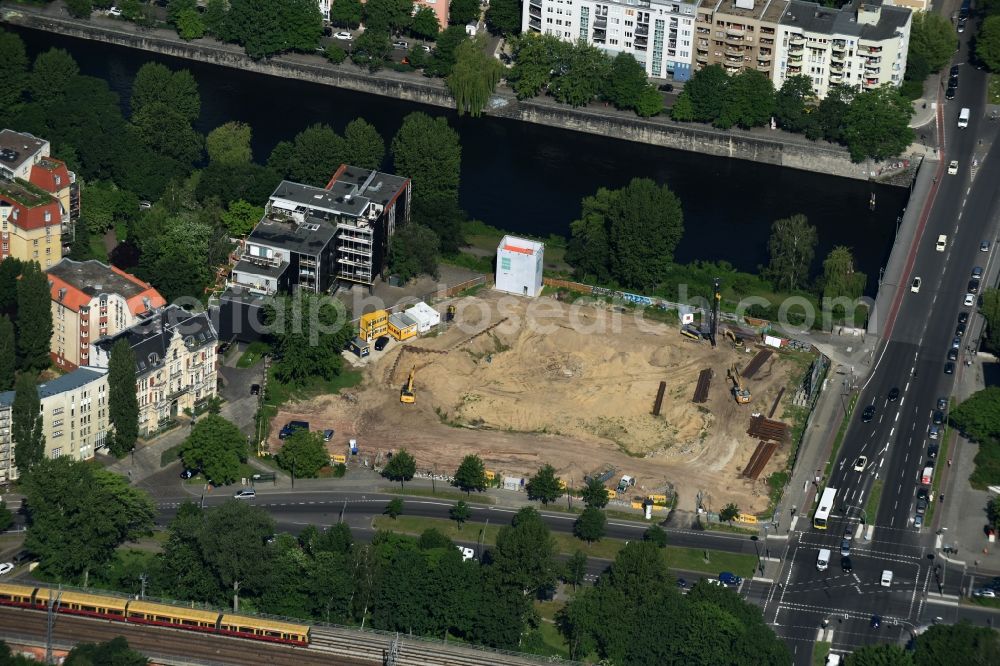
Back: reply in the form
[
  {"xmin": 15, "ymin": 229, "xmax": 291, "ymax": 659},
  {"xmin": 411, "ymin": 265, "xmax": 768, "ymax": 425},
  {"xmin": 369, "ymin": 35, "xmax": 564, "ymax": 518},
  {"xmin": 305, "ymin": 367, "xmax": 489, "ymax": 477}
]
[{"xmin": 0, "ymin": 583, "xmax": 310, "ymax": 646}]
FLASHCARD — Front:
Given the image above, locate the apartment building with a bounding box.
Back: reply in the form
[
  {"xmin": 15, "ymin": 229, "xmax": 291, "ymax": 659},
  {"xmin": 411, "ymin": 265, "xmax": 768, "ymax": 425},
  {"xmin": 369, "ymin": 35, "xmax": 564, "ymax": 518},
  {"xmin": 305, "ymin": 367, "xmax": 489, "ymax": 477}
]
[
  {"xmin": 415, "ymin": 0, "xmax": 449, "ymax": 30},
  {"xmin": 0, "ymin": 129, "xmax": 78, "ymax": 249},
  {"xmin": 230, "ymin": 165, "xmax": 411, "ymax": 295},
  {"xmin": 694, "ymin": 0, "xmax": 789, "ymax": 78},
  {"xmin": 523, "ymin": 0, "xmax": 699, "ymax": 81},
  {"xmin": 92, "ymin": 305, "xmax": 218, "ymax": 436},
  {"xmin": 773, "ymin": 0, "xmax": 910, "ymax": 98},
  {"xmin": 46, "ymin": 258, "xmax": 166, "ymax": 371},
  {"xmin": 0, "ymin": 366, "xmax": 110, "ymax": 482}
]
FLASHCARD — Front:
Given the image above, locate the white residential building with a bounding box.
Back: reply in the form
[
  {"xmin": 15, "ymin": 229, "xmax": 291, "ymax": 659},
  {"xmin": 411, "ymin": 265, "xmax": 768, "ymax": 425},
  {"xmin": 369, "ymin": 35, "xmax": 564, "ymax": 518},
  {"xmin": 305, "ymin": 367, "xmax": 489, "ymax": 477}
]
[
  {"xmin": 772, "ymin": 0, "xmax": 910, "ymax": 98},
  {"xmin": 319, "ymin": 0, "xmax": 331, "ymax": 21},
  {"xmin": 522, "ymin": 0, "xmax": 700, "ymax": 81}
]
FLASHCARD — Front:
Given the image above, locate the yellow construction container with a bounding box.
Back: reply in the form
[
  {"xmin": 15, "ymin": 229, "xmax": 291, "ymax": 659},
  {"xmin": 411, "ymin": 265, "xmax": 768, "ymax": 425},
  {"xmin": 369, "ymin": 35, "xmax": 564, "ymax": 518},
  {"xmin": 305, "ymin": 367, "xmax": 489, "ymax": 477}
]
[
  {"xmin": 606, "ymin": 488, "xmax": 616, "ymax": 500},
  {"xmin": 630, "ymin": 500, "xmax": 645, "ymax": 510},
  {"xmin": 648, "ymin": 494, "xmax": 668, "ymax": 505},
  {"xmin": 485, "ymin": 470, "xmax": 496, "ymax": 481},
  {"xmin": 558, "ymin": 479, "xmax": 567, "ymax": 490},
  {"xmin": 360, "ymin": 310, "xmax": 388, "ymax": 342},
  {"xmin": 387, "ymin": 312, "xmax": 418, "ymax": 341},
  {"xmin": 737, "ymin": 514, "xmax": 758, "ymax": 524},
  {"xmin": 331, "ymin": 454, "xmax": 347, "ymax": 464}
]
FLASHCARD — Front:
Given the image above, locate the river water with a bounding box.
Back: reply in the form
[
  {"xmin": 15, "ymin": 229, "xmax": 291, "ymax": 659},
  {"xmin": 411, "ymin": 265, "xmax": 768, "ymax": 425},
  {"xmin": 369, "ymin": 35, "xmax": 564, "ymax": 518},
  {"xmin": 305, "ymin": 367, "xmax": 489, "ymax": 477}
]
[{"xmin": 12, "ymin": 25, "xmax": 909, "ymax": 292}]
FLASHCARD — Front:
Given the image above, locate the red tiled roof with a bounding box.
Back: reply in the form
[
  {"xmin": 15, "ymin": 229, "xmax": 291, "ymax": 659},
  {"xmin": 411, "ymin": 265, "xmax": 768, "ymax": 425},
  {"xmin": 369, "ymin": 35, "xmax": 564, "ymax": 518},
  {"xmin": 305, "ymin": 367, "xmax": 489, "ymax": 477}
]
[
  {"xmin": 48, "ymin": 264, "xmax": 166, "ymax": 315},
  {"xmin": 48, "ymin": 273, "xmax": 92, "ymax": 312},
  {"xmin": 0, "ymin": 194, "xmax": 61, "ymax": 231},
  {"xmin": 28, "ymin": 158, "xmax": 70, "ymax": 195}
]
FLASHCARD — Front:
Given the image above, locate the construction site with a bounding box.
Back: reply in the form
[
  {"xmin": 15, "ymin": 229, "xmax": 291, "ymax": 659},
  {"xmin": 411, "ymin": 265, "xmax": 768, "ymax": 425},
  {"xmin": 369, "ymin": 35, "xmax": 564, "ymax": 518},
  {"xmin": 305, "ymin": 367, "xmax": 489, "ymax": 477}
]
[{"xmin": 270, "ymin": 284, "xmax": 816, "ymax": 515}]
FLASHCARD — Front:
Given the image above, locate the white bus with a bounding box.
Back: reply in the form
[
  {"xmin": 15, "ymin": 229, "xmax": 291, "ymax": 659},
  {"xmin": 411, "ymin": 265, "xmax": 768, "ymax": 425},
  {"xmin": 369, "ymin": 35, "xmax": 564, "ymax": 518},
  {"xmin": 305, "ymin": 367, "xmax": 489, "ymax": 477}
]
[{"xmin": 814, "ymin": 487, "xmax": 838, "ymax": 529}]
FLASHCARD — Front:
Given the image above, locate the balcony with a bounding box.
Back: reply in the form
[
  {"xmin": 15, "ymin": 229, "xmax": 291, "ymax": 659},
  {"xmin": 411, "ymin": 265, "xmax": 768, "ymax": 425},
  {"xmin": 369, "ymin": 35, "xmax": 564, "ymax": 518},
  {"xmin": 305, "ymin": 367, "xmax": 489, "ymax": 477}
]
[
  {"xmin": 695, "ymin": 52, "xmax": 709, "ymax": 63},
  {"xmin": 859, "ymin": 45, "xmax": 881, "ymax": 54},
  {"xmin": 725, "ymin": 47, "xmax": 744, "ymax": 58},
  {"xmin": 832, "ymin": 39, "xmax": 846, "ymax": 49},
  {"xmin": 788, "ymin": 65, "xmax": 802, "ymax": 74},
  {"xmin": 789, "ymin": 34, "xmax": 805, "ymax": 45},
  {"xmin": 529, "ymin": 4, "xmax": 540, "ymax": 16},
  {"xmin": 830, "ymin": 62, "xmax": 844, "ymax": 72},
  {"xmin": 528, "ymin": 17, "xmax": 540, "ymax": 29},
  {"xmin": 788, "ymin": 54, "xmax": 802, "ymax": 63},
  {"xmin": 756, "ymin": 62, "xmax": 771, "ymax": 71},
  {"xmin": 831, "ymin": 52, "xmax": 845, "ymax": 63},
  {"xmin": 636, "ymin": 37, "xmax": 648, "ymax": 46},
  {"xmin": 829, "ymin": 73, "xmax": 843, "ymax": 83},
  {"xmin": 757, "ymin": 54, "xmax": 772, "ymax": 63},
  {"xmin": 636, "ymin": 25, "xmax": 648, "ymax": 36},
  {"xmin": 697, "ymin": 26, "xmax": 710, "ymax": 34},
  {"xmin": 725, "ymin": 26, "xmax": 745, "ymax": 37},
  {"xmin": 760, "ymin": 37, "xmax": 773, "ymax": 46},
  {"xmin": 240, "ymin": 252, "xmax": 281, "ymax": 269},
  {"xmin": 724, "ymin": 35, "xmax": 744, "ymax": 46},
  {"xmin": 863, "ymin": 78, "xmax": 879, "ymax": 87}
]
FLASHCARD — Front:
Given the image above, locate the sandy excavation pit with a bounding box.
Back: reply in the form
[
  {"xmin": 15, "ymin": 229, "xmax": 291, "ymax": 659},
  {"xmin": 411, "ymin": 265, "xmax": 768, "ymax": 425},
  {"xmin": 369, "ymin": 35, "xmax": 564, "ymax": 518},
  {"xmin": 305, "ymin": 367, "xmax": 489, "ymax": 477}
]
[{"xmin": 271, "ymin": 290, "xmax": 813, "ymax": 513}]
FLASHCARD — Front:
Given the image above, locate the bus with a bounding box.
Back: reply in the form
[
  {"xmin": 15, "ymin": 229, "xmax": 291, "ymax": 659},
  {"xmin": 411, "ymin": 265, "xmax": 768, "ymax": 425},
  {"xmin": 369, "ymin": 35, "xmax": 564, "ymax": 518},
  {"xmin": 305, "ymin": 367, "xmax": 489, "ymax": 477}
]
[{"xmin": 814, "ymin": 487, "xmax": 838, "ymax": 529}]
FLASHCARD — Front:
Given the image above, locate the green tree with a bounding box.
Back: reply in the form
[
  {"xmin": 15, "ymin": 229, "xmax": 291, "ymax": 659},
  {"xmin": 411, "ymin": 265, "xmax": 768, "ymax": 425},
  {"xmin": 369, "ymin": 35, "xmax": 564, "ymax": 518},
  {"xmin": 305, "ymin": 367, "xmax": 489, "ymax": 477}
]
[
  {"xmin": 450, "ymin": 500, "xmax": 471, "ymax": 528},
  {"xmin": 108, "ymin": 338, "xmax": 140, "ymax": 458},
  {"xmin": 330, "ymin": 0, "xmax": 363, "ymax": 28},
  {"xmin": 276, "ymin": 429, "xmax": 329, "ymax": 478},
  {"xmin": 909, "ymin": 12, "xmax": 960, "ymax": 73},
  {"xmin": 0, "ymin": 501, "xmax": 13, "ymax": 533},
  {"xmin": 0, "ymin": 259, "xmax": 20, "ymax": 318},
  {"xmin": 821, "ymin": 246, "xmax": 866, "ymax": 304},
  {"xmin": 634, "ymin": 84, "xmax": 664, "ymax": 118},
  {"xmin": 913, "ymin": 620, "xmax": 1000, "ymax": 664},
  {"xmin": 982, "ymin": 289, "xmax": 1000, "ymax": 353},
  {"xmin": 643, "ymin": 524, "xmax": 668, "ymax": 547},
  {"xmin": 951, "ymin": 388, "xmax": 1000, "ymax": 443},
  {"xmin": 167, "ymin": 0, "xmax": 198, "ymax": 24},
  {"xmin": 30, "ymin": 48, "xmax": 80, "ymax": 106},
  {"xmin": 221, "ymin": 199, "xmax": 263, "ymax": 237},
  {"xmin": 581, "ymin": 476, "xmax": 609, "ymax": 509},
  {"xmin": 563, "ymin": 550, "xmax": 587, "ymax": 590},
  {"xmin": 508, "ymin": 33, "xmax": 564, "ymax": 99},
  {"xmin": 198, "ymin": 499, "xmax": 276, "ymax": 610},
  {"xmin": 812, "ymin": 85, "xmax": 853, "ymax": 142},
  {"xmin": 342, "ymin": 118, "xmax": 385, "ymax": 170},
  {"xmin": 0, "ymin": 31, "xmax": 29, "ymax": 113},
  {"xmin": 549, "ymin": 42, "xmax": 610, "ymax": 107},
  {"xmin": 352, "ymin": 29, "xmax": 392, "ymax": 71},
  {"xmin": 845, "ymin": 643, "xmax": 914, "ymax": 665},
  {"xmin": 264, "ymin": 292, "xmax": 352, "ymax": 386},
  {"xmin": 278, "ymin": 123, "xmax": 345, "ymax": 185},
  {"xmin": 325, "ymin": 42, "xmax": 348, "ymax": 64},
  {"xmin": 0, "ymin": 316, "xmax": 14, "ymax": 392},
  {"xmin": 491, "ymin": 507, "xmax": 555, "ymax": 595},
  {"xmin": 136, "ymin": 213, "xmax": 220, "ymax": 300},
  {"xmin": 65, "ymin": 0, "xmax": 94, "ymax": 18},
  {"xmin": 606, "ymin": 178, "xmax": 684, "ymax": 289},
  {"xmin": 225, "ymin": 0, "xmax": 323, "ymax": 59},
  {"xmin": 574, "ymin": 506, "xmax": 606, "ymax": 543},
  {"xmin": 449, "ymin": 0, "xmax": 480, "ymax": 24},
  {"xmin": 12, "ymin": 373, "xmax": 44, "ymax": 474},
  {"xmin": 843, "ymin": 84, "xmax": 914, "ymax": 162},
  {"xmin": 602, "ymin": 51, "xmax": 649, "ymax": 111},
  {"xmin": 132, "ymin": 62, "xmax": 200, "ymax": 122},
  {"xmin": 176, "ymin": 8, "xmax": 206, "ymax": 40},
  {"xmin": 80, "ymin": 180, "xmax": 138, "ymax": 234},
  {"xmin": 774, "ymin": 74, "xmax": 815, "ymax": 133},
  {"xmin": 682, "ymin": 64, "xmax": 728, "ymax": 123},
  {"xmin": 565, "ymin": 189, "xmax": 612, "ymax": 282},
  {"xmin": 719, "ymin": 502, "xmax": 740, "ymax": 523},
  {"xmin": 206, "ymin": 121, "xmax": 253, "ymax": 165},
  {"xmin": 525, "ymin": 464, "xmax": 563, "ymax": 505},
  {"xmin": 65, "ymin": 637, "xmax": 148, "ymax": 666},
  {"xmin": 385, "ymin": 497, "xmax": 404, "ymax": 519},
  {"xmin": 410, "ymin": 7, "xmax": 441, "ymax": 40},
  {"xmin": 988, "ymin": 496, "xmax": 1000, "ymax": 532},
  {"xmin": 669, "ymin": 90, "xmax": 696, "ymax": 121},
  {"xmin": 181, "ymin": 414, "xmax": 249, "ymax": 485},
  {"xmin": 382, "ymin": 448, "xmax": 417, "ymax": 488},
  {"xmin": 486, "ymin": 0, "xmax": 521, "ymax": 36},
  {"xmin": 203, "ymin": 0, "xmax": 229, "ymax": 34},
  {"xmin": 391, "ymin": 112, "xmax": 463, "ymax": 251},
  {"xmin": 426, "ymin": 25, "xmax": 470, "ymax": 77},
  {"xmin": 978, "ymin": 16, "xmax": 1000, "ymax": 71},
  {"xmin": 16, "ymin": 263, "xmax": 52, "ymax": 372},
  {"xmin": 363, "ymin": 0, "xmax": 413, "ymax": 33},
  {"xmin": 453, "ymin": 454, "xmax": 487, "ymax": 494},
  {"xmin": 448, "ymin": 36, "xmax": 504, "ymax": 117},
  {"xmin": 766, "ymin": 213, "xmax": 817, "ymax": 292},
  {"xmin": 133, "ymin": 103, "xmax": 204, "ymax": 167},
  {"xmin": 388, "ymin": 222, "xmax": 440, "ymax": 282},
  {"xmin": 717, "ymin": 69, "xmax": 775, "ymax": 129},
  {"xmin": 24, "ymin": 458, "xmax": 155, "ymax": 585}
]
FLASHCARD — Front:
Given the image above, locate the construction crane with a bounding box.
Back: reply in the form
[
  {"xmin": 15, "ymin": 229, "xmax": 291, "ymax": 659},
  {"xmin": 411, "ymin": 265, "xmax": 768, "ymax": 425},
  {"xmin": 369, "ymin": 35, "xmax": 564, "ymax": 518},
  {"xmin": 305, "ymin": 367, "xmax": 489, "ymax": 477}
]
[
  {"xmin": 400, "ymin": 367, "xmax": 415, "ymax": 404},
  {"xmin": 710, "ymin": 278, "xmax": 721, "ymax": 348},
  {"xmin": 727, "ymin": 363, "xmax": 751, "ymax": 404}
]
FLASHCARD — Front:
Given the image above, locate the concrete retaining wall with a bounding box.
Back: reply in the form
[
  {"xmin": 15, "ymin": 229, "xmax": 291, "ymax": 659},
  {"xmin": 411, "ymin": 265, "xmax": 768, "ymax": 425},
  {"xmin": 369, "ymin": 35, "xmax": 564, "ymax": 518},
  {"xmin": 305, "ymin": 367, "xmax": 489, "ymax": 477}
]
[{"xmin": 2, "ymin": 7, "xmax": 870, "ymax": 180}]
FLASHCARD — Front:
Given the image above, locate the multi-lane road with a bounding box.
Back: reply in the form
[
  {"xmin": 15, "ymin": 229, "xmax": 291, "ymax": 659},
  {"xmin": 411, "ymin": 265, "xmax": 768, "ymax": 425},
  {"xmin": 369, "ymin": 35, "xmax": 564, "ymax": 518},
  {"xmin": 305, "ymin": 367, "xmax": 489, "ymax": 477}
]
[{"xmin": 763, "ymin": 30, "xmax": 1000, "ymax": 663}]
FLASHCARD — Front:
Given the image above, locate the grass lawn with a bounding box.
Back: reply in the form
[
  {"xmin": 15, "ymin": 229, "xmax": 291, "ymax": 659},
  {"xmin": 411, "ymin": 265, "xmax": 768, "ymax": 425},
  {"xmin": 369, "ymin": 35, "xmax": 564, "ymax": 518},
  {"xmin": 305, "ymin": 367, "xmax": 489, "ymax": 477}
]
[
  {"xmin": 160, "ymin": 442, "xmax": 184, "ymax": 468},
  {"xmin": 88, "ymin": 235, "xmax": 109, "ymax": 262},
  {"xmin": 970, "ymin": 596, "xmax": 1000, "ymax": 609},
  {"xmin": 925, "ymin": 428, "xmax": 951, "ymax": 524},
  {"xmin": 379, "ymin": 486, "xmax": 495, "ymax": 505},
  {"xmin": 237, "ymin": 341, "xmax": 269, "ymax": 369},
  {"xmin": 989, "ymin": 74, "xmax": 1000, "ymax": 105},
  {"xmin": 371, "ymin": 515, "xmax": 756, "ymax": 576},
  {"xmin": 531, "ymin": 600, "xmax": 570, "ymax": 659},
  {"xmin": 865, "ymin": 478, "xmax": 884, "ymax": 524},
  {"xmin": 812, "ymin": 641, "xmax": 831, "ymax": 666},
  {"xmin": 705, "ymin": 522, "xmax": 759, "ymax": 536}
]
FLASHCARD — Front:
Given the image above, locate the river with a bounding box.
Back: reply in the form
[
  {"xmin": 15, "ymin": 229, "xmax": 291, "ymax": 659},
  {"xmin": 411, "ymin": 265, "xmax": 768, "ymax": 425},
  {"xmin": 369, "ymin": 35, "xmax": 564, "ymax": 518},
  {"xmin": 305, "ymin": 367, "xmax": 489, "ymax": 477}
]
[{"xmin": 12, "ymin": 25, "xmax": 909, "ymax": 293}]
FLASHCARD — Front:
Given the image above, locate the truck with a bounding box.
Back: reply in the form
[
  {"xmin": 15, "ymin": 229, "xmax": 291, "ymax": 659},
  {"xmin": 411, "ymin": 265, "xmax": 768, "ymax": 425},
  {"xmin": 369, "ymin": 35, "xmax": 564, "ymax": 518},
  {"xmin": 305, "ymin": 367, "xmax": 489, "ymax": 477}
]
[
  {"xmin": 817, "ymin": 548, "xmax": 831, "ymax": 571},
  {"xmin": 959, "ymin": 107, "xmax": 970, "ymax": 128},
  {"xmin": 921, "ymin": 466, "xmax": 934, "ymax": 485},
  {"xmin": 617, "ymin": 475, "xmax": 636, "ymax": 493}
]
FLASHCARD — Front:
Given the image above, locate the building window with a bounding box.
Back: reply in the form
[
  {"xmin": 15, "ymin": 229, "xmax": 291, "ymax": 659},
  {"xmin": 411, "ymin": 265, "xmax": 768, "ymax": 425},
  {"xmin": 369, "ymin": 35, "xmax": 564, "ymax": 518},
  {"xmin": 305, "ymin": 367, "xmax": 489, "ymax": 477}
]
[
  {"xmin": 52, "ymin": 419, "xmax": 63, "ymax": 428},
  {"xmin": 53, "ymin": 431, "xmax": 63, "ymax": 438},
  {"xmin": 32, "ymin": 239, "xmax": 38, "ymax": 247},
  {"xmin": 51, "ymin": 447, "xmax": 62, "ymax": 457}
]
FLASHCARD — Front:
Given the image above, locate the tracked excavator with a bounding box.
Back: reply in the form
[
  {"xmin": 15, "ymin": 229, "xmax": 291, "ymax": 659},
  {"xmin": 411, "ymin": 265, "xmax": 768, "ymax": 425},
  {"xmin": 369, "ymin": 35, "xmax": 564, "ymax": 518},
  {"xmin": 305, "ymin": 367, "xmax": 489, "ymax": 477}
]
[
  {"xmin": 400, "ymin": 368, "xmax": 416, "ymax": 404},
  {"xmin": 727, "ymin": 364, "xmax": 751, "ymax": 404}
]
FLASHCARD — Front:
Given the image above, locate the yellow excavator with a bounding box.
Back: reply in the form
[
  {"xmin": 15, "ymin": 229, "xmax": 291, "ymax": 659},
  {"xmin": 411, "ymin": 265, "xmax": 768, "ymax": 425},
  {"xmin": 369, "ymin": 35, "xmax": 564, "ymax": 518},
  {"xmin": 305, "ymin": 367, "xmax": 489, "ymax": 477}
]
[
  {"xmin": 724, "ymin": 329, "xmax": 744, "ymax": 347},
  {"xmin": 400, "ymin": 367, "xmax": 416, "ymax": 404},
  {"xmin": 727, "ymin": 364, "xmax": 751, "ymax": 404}
]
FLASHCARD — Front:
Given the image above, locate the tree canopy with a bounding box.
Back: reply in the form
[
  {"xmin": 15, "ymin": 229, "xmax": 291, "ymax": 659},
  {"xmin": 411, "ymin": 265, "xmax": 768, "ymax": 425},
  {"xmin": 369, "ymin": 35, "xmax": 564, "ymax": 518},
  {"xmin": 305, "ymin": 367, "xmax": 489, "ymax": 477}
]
[
  {"xmin": 448, "ymin": 36, "xmax": 504, "ymax": 117},
  {"xmin": 181, "ymin": 414, "xmax": 249, "ymax": 484},
  {"xmin": 979, "ymin": 16, "xmax": 1000, "ymax": 72},
  {"xmin": 766, "ymin": 214, "xmax": 817, "ymax": 292},
  {"xmin": 842, "ymin": 85, "xmax": 915, "ymax": 162},
  {"xmin": 108, "ymin": 338, "xmax": 140, "ymax": 457},
  {"xmin": 454, "ymin": 454, "xmax": 488, "ymax": 493},
  {"xmin": 909, "ymin": 12, "xmax": 961, "ymax": 73},
  {"xmin": 382, "ymin": 448, "xmax": 417, "ymax": 487},
  {"xmin": 276, "ymin": 429, "xmax": 329, "ymax": 478},
  {"xmin": 264, "ymin": 292, "xmax": 353, "ymax": 386},
  {"xmin": 525, "ymin": 464, "xmax": 563, "ymax": 505}
]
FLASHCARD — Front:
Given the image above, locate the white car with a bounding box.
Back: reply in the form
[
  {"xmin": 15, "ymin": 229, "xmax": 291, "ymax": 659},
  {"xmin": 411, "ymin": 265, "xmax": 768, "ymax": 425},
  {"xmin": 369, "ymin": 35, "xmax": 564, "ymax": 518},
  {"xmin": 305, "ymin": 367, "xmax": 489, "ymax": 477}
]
[
  {"xmin": 948, "ymin": 160, "xmax": 959, "ymax": 175},
  {"xmin": 233, "ymin": 488, "xmax": 256, "ymax": 499},
  {"xmin": 393, "ymin": 40, "xmax": 409, "ymax": 49},
  {"xmin": 108, "ymin": 6, "xmax": 122, "ymax": 16},
  {"xmin": 974, "ymin": 588, "xmax": 997, "ymax": 598},
  {"xmin": 0, "ymin": 563, "xmax": 12, "ymax": 576},
  {"xmin": 457, "ymin": 546, "xmax": 475, "ymax": 562},
  {"xmin": 911, "ymin": 277, "xmax": 921, "ymax": 293},
  {"xmin": 334, "ymin": 31, "xmax": 353, "ymax": 40},
  {"xmin": 705, "ymin": 578, "xmax": 725, "ymax": 587},
  {"xmin": 853, "ymin": 456, "xmax": 868, "ymax": 472},
  {"xmin": 881, "ymin": 569, "xmax": 893, "ymax": 587},
  {"xmin": 965, "ymin": 293, "xmax": 976, "ymax": 307}
]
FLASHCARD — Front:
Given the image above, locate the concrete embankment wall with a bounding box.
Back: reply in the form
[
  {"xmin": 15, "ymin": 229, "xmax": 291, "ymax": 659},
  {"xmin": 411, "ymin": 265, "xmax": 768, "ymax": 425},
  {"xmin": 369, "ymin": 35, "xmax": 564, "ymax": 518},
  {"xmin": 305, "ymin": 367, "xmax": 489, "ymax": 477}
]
[{"xmin": 2, "ymin": 8, "xmax": 871, "ymax": 180}]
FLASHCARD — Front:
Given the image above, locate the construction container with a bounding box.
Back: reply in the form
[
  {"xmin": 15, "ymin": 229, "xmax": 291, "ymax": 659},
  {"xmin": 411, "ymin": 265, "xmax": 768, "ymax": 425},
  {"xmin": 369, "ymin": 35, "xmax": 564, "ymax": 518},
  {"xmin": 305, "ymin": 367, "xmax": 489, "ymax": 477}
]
[
  {"xmin": 495, "ymin": 235, "xmax": 544, "ymax": 298},
  {"xmin": 360, "ymin": 310, "xmax": 388, "ymax": 342},
  {"xmin": 404, "ymin": 302, "xmax": 440, "ymax": 333},
  {"xmin": 485, "ymin": 470, "xmax": 496, "ymax": 481},
  {"xmin": 331, "ymin": 454, "xmax": 347, "ymax": 465},
  {"xmin": 387, "ymin": 312, "xmax": 418, "ymax": 341},
  {"xmin": 606, "ymin": 488, "xmax": 617, "ymax": 500}
]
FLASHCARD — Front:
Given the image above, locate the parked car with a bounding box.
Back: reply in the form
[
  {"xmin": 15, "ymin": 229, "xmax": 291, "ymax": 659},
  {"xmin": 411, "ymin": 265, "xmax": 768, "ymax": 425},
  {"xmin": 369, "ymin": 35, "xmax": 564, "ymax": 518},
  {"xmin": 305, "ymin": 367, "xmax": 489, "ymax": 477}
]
[
  {"xmin": 957, "ymin": 313, "xmax": 968, "ymax": 326},
  {"xmin": 180, "ymin": 468, "xmax": 197, "ymax": 479},
  {"xmin": 658, "ymin": 83, "xmax": 674, "ymax": 92},
  {"xmin": 969, "ymin": 279, "xmax": 981, "ymax": 294},
  {"xmin": 841, "ymin": 556, "xmax": 853, "ymax": 572},
  {"xmin": 323, "ymin": 428, "xmax": 335, "ymax": 441},
  {"xmin": 279, "ymin": 420, "xmax": 309, "ymax": 439},
  {"xmin": 914, "ymin": 514, "xmax": 923, "ymax": 528},
  {"xmin": 956, "ymin": 322, "xmax": 967, "ymax": 337},
  {"xmin": 927, "ymin": 444, "xmax": 939, "ymax": 459},
  {"xmin": 974, "ymin": 588, "xmax": 997, "ymax": 598},
  {"xmin": 981, "ymin": 241, "xmax": 991, "ymax": 252},
  {"xmin": 945, "ymin": 87, "xmax": 956, "ymax": 100},
  {"xmin": 965, "ymin": 293, "xmax": 976, "ymax": 307},
  {"xmin": 676, "ymin": 577, "xmax": 688, "ymax": 589},
  {"xmin": 948, "ymin": 348, "xmax": 959, "ymax": 361},
  {"xmin": 0, "ymin": 563, "xmax": 13, "ymax": 576},
  {"xmin": 705, "ymin": 578, "xmax": 725, "ymax": 587},
  {"xmin": 719, "ymin": 572, "xmax": 743, "ymax": 586},
  {"xmin": 933, "ymin": 410, "xmax": 945, "ymax": 425},
  {"xmin": 457, "ymin": 546, "xmax": 475, "ymax": 561},
  {"xmin": 916, "ymin": 498, "xmax": 928, "ymax": 515},
  {"xmin": 108, "ymin": 6, "xmax": 122, "ymax": 16},
  {"xmin": 374, "ymin": 335, "xmax": 390, "ymax": 351},
  {"xmin": 917, "ymin": 487, "xmax": 929, "ymax": 501},
  {"xmin": 334, "ymin": 31, "xmax": 353, "ymax": 40},
  {"xmin": 951, "ymin": 65, "xmax": 961, "ymax": 77},
  {"xmin": 888, "ymin": 387, "xmax": 900, "ymax": 402},
  {"xmin": 250, "ymin": 383, "xmax": 260, "ymax": 396},
  {"xmin": 929, "ymin": 425, "xmax": 940, "ymax": 440},
  {"xmin": 234, "ymin": 488, "xmax": 256, "ymax": 499},
  {"xmin": 393, "ymin": 40, "xmax": 408, "ymax": 49}
]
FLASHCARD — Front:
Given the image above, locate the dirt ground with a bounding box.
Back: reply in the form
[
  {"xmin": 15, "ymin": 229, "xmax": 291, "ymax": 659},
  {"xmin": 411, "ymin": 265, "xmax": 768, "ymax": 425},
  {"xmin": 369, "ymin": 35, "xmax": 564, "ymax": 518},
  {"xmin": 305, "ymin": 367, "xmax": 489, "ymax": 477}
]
[{"xmin": 272, "ymin": 290, "xmax": 813, "ymax": 513}]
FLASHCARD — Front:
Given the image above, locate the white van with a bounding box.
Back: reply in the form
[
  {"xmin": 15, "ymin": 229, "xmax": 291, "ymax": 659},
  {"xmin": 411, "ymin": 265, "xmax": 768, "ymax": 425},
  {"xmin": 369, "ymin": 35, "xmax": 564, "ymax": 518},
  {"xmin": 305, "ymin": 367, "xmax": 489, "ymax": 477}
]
[
  {"xmin": 881, "ymin": 569, "xmax": 894, "ymax": 587},
  {"xmin": 936, "ymin": 235, "xmax": 947, "ymax": 252},
  {"xmin": 958, "ymin": 107, "xmax": 970, "ymax": 128},
  {"xmin": 817, "ymin": 548, "xmax": 831, "ymax": 571}
]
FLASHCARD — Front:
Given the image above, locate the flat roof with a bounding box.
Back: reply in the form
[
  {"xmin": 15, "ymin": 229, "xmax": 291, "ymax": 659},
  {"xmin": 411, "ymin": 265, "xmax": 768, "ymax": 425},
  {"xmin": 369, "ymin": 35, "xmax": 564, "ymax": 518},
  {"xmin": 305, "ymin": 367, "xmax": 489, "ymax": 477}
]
[
  {"xmin": 0, "ymin": 178, "xmax": 53, "ymax": 208},
  {"xmin": 47, "ymin": 259, "xmax": 149, "ymax": 300},
  {"xmin": 389, "ymin": 312, "xmax": 418, "ymax": 328},
  {"xmin": 499, "ymin": 235, "xmax": 544, "ymax": 255},
  {"xmin": 38, "ymin": 367, "xmax": 107, "ymax": 399},
  {"xmin": 270, "ymin": 180, "xmax": 368, "ymax": 218},
  {"xmin": 710, "ymin": 0, "xmax": 789, "ymax": 22},
  {"xmin": 781, "ymin": 0, "xmax": 909, "ymax": 38},
  {"xmin": 327, "ymin": 165, "xmax": 409, "ymax": 209},
  {"xmin": 0, "ymin": 129, "xmax": 45, "ymax": 174},
  {"xmin": 249, "ymin": 216, "xmax": 336, "ymax": 257},
  {"xmin": 233, "ymin": 258, "xmax": 289, "ymax": 280}
]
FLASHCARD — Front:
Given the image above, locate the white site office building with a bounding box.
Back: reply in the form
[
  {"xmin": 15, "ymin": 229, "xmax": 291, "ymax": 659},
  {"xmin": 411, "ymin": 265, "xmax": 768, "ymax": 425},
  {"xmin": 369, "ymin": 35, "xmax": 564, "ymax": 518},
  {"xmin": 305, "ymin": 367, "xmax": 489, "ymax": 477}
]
[
  {"xmin": 496, "ymin": 236, "xmax": 544, "ymax": 298},
  {"xmin": 522, "ymin": 0, "xmax": 699, "ymax": 81},
  {"xmin": 772, "ymin": 0, "xmax": 911, "ymax": 98}
]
